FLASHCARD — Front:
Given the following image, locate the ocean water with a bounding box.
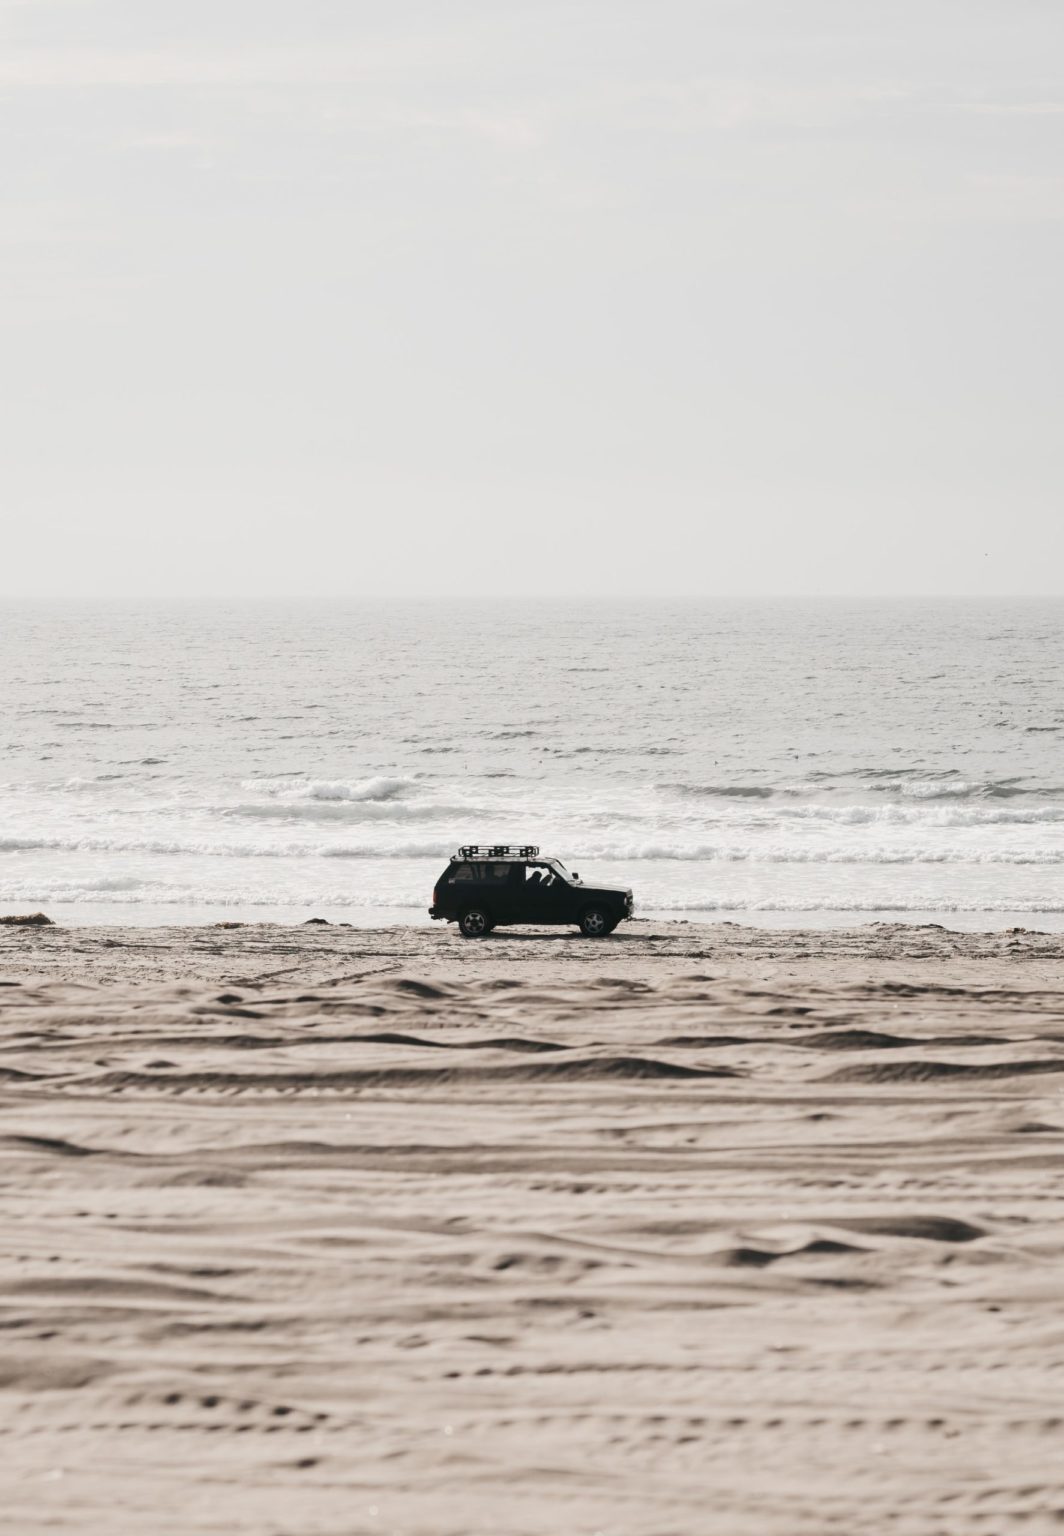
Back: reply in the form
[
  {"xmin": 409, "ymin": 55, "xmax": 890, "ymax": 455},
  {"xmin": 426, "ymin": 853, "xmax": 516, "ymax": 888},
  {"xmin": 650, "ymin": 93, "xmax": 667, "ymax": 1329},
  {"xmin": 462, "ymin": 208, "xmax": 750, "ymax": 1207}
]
[{"xmin": 2, "ymin": 599, "xmax": 1063, "ymax": 928}]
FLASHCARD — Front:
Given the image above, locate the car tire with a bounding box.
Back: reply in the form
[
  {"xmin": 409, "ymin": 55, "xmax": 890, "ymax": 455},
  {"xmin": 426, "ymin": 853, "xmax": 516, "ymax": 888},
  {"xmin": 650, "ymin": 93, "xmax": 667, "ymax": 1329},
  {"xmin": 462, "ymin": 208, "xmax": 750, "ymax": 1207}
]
[
  {"xmin": 459, "ymin": 908, "xmax": 491, "ymax": 939},
  {"xmin": 579, "ymin": 907, "xmax": 612, "ymax": 937}
]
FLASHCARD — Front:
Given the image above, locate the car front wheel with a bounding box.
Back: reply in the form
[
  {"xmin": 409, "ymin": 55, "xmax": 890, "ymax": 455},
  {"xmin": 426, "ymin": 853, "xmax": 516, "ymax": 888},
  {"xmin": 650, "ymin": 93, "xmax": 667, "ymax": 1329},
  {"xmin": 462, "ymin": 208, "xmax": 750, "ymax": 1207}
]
[
  {"xmin": 459, "ymin": 908, "xmax": 491, "ymax": 939},
  {"xmin": 579, "ymin": 907, "xmax": 612, "ymax": 937}
]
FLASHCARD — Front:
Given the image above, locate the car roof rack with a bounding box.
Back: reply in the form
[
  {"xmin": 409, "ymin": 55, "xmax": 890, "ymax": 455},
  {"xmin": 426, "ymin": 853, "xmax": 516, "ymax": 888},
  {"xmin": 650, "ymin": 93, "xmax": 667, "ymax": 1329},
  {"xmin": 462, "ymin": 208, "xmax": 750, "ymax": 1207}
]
[{"xmin": 454, "ymin": 844, "xmax": 539, "ymax": 861}]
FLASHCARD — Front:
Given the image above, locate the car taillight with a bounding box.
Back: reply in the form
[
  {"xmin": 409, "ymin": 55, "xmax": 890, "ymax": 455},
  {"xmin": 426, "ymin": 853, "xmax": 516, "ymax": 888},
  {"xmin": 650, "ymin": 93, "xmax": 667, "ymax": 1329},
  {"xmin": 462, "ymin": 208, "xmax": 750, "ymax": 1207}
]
[{"xmin": 432, "ymin": 887, "xmax": 439, "ymax": 906}]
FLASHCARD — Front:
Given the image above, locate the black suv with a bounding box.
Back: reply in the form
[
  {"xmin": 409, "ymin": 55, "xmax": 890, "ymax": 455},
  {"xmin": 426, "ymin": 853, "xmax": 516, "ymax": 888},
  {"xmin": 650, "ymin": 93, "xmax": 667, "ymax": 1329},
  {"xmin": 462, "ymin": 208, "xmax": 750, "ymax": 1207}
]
[{"xmin": 429, "ymin": 845, "xmax": 634, "ymax": 938}]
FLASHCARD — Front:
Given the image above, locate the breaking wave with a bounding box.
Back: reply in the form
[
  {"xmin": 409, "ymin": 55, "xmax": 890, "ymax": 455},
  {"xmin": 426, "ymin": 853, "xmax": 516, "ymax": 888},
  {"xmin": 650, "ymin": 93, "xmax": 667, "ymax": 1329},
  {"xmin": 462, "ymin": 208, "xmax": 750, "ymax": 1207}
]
[
  {"xmin": 223, "ymin": 799, "xmax": 480, "ymax": 824},
  {"xmin": 861, "ymin": 776, "xmax": 1037, "ymax": 800},
  {"xmin": 241, "ymin": 775, "xmax": 418, "ymax": 802},
  {"xmin": 662, "ymin": 783, "xmax": 775, "ymax": 800},
  {"xmin": 659, "ymin": 774, "xmax": 1063, "ymax": 803},
  {"xmin": 770, "ymin": 803, "xmax": 1064, "ymax": 827},
  {"xmin": 2, "ymin": 832, "xmax": 1063, "ymax": 865}
]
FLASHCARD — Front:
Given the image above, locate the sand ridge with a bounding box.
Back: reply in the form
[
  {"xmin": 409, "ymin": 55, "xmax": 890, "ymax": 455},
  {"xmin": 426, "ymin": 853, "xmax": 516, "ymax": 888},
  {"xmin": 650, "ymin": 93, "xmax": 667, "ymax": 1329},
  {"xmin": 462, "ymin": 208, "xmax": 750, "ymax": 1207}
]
[{"xmin": 2, "ymin": 922, "xmax": 1064, "ymax": 1532}]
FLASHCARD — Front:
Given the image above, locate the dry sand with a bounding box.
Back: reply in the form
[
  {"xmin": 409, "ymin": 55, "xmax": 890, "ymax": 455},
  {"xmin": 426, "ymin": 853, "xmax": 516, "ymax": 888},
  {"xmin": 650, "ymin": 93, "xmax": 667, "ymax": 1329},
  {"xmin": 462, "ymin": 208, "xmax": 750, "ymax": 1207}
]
[{"xmin": 2, "ymin": 918, "xmax": 1064, "ymax": 1534}]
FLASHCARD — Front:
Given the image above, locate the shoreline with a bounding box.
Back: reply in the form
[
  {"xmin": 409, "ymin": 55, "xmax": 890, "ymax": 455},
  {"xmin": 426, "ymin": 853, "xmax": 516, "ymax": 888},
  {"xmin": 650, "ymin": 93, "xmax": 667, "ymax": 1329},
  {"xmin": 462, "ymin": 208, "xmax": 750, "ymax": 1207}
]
[{"xmin": 6, "ymin": 902, "xmax": 1064, "ymax": 933}]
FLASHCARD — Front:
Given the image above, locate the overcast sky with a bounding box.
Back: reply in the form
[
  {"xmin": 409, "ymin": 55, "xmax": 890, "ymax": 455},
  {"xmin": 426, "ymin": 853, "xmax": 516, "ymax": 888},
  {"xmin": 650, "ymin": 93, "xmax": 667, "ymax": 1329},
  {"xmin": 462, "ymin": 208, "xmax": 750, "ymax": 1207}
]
[{"xmin": 2, "ymin": 0, "xmax": 1062, "ymax": 597}]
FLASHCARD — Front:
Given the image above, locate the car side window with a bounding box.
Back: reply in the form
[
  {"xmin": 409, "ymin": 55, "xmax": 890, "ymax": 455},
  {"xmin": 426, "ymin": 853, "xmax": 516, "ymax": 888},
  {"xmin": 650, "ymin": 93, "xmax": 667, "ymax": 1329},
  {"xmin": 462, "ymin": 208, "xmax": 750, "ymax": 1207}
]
[
  {"xmin": 463, "ymin": 864, "xmax": 509, "ymax": 881},
  {"xmin": 452, "ymin": 864, "xmax": 473, "ymax": 880}
]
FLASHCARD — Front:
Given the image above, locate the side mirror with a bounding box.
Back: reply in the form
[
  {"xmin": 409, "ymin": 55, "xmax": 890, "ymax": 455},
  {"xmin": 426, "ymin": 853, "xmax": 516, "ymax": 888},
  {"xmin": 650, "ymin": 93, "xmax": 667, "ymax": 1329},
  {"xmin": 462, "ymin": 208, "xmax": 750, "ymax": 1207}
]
[{"xmin": 572, "ymin": 872, "xmax": 580, "ymax": 880}]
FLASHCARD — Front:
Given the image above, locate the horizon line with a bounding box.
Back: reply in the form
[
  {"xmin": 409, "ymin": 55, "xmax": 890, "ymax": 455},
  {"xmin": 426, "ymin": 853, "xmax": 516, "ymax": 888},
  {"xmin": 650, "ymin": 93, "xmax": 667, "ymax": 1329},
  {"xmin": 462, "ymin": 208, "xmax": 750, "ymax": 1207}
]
[{"xmin": 2, "ymin": 591, "xmax": 1064, "ymax": 605}]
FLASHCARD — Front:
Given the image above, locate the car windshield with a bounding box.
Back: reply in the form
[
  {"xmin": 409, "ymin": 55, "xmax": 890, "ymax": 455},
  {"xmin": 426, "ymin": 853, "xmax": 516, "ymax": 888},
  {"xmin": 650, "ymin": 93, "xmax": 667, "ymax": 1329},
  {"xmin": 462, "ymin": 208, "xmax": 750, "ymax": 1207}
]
[{"xmin": 548, "ymin": 860, "xmax": 571, "ymax": 880}]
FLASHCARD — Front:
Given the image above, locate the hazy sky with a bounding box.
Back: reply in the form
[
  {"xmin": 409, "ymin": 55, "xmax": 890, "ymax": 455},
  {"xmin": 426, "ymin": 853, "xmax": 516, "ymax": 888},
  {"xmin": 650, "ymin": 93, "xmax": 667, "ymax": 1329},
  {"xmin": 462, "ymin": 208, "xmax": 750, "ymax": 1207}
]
[{"xmin": 2, "ymin": 1, "xmax": 1062, "ymax": 597}]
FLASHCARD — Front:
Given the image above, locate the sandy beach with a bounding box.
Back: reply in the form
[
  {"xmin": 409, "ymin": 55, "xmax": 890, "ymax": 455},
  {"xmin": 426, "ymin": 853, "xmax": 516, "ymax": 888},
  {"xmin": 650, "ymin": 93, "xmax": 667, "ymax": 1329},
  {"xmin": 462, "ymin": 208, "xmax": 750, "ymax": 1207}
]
[{"xmin": 3, "ymin": 918, "xmax": 1064, "ymax": 1533}]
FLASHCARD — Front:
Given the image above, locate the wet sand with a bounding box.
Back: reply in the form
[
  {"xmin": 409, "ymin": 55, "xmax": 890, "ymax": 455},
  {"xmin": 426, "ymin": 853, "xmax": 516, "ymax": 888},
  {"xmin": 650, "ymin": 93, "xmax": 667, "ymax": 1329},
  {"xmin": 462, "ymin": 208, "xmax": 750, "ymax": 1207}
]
[{"xmin": 2, "ymin": 919, "xmax": 1064, "ymax": 1533}]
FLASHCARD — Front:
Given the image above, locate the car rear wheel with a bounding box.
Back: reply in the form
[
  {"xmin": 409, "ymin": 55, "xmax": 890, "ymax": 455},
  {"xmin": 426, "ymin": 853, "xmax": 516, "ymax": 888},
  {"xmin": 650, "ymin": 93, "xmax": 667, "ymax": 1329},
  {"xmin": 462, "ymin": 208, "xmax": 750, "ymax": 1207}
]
[
  {"xmin": 459, "ymin": 907, "xmax": 491, "ymax": 939},
  {"xmin": 580, "ymin": 907, "xmax": 612, "ymax": 937}
]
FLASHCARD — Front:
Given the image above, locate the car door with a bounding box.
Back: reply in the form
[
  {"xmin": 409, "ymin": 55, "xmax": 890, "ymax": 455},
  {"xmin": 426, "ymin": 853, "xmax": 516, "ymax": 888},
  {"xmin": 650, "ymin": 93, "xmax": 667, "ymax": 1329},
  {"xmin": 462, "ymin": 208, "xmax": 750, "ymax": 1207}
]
[
  {"xmin": 497, "ymin": 861, "xmax": 526, "ymax": 923},
  {"xmin": 480, "ymin": 862, "xmax": 516, "ymax": 922},
  {"xmin": 542, "ymin": 867, "xmax": 579, "ymax": 924},
  {"xmin": 521, "ymin": 864, "xmax": 572, "ymax": 925},
  {"xmin": 515, "ymin": 863, "xmax": 550, "ymax": 924}
]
